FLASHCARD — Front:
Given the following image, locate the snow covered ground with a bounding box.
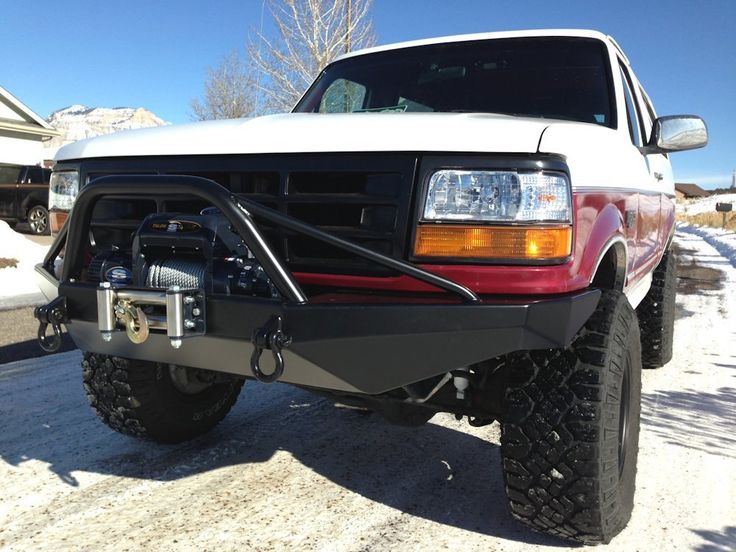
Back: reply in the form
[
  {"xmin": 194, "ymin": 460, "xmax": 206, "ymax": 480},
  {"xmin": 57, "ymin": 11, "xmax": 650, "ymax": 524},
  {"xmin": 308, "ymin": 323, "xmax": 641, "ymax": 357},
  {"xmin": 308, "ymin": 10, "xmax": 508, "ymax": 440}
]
[
  {"xmin": 0, "ymin": 229, "xmax": 734, "ymax": 552},
  {"xmin": 679, "ymin": 192, "xmax": 736, "ymax": 215},
  {"xmin": 678, "ymin": 223, "xmax": 736, "ymax": 269},
  {"xmin": 0, "ymin": 222, "xmax": 48, "ymax": 310}
]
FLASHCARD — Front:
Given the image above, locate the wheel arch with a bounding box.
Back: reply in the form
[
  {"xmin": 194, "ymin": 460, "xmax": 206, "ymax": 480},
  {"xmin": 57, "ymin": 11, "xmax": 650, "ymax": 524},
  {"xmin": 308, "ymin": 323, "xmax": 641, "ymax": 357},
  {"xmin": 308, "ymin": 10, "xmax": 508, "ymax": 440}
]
[
  {"xmin": 21, "ymin": 192, "xmax": 48, "ymax": 219},
  {"xmin": 582, "ymin": 202, "xmax": 628, "ymax": 291},
  {"xmin": 590, "ymin": 237, "xmax": 627, "ymax": 291}
]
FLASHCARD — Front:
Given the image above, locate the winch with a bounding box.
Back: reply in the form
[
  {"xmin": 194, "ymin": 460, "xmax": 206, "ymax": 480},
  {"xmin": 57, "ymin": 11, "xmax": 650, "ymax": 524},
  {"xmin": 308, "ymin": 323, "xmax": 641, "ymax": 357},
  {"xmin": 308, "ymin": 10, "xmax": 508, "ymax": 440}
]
[{"xmin": 92, "ymin": 209, "xmax": 279, "ymax": 348}]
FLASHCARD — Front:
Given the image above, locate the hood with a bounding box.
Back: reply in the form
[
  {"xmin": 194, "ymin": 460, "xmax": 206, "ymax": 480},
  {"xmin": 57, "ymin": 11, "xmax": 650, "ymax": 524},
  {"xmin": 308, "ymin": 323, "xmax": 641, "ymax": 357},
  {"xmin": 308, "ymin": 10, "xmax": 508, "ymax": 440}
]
[{"xmin": 55, "ymin": 112, "xmax": 553, "ymax": 161}]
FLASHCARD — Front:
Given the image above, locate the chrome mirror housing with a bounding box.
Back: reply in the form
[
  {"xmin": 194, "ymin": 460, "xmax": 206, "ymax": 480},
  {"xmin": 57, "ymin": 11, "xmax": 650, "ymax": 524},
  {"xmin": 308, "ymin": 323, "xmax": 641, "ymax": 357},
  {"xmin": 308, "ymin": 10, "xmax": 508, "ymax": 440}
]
[{"xmin": 644, "ymin": 115, "xmax": 708, "ymax": 153}]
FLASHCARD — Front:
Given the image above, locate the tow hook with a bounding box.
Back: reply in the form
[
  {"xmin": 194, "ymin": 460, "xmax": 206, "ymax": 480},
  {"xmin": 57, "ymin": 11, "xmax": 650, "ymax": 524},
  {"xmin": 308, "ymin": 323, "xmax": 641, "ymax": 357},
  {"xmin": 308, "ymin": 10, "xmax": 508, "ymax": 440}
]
[
  {"xmin": 34, "ymin": 296, "xmax": 68, "ymax": 353},
  {"xmin": 115, "ymin": 300, "xmax": 150, "ymax": 344},
  {"xmin": 250, "ymin": 316, "xmax": 291, "ymax": 383}
]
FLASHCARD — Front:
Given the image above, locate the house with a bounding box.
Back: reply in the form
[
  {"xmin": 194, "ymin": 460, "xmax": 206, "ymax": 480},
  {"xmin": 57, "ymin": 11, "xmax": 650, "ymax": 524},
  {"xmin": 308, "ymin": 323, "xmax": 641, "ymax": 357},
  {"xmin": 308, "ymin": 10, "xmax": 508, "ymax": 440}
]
[
  {"xmin": 0, "ymin": 86, "xmax": 60, "ymax": 167},
  {"xmin": 674, "ymin": 183, "xmax": 710, "ymax": 200}
]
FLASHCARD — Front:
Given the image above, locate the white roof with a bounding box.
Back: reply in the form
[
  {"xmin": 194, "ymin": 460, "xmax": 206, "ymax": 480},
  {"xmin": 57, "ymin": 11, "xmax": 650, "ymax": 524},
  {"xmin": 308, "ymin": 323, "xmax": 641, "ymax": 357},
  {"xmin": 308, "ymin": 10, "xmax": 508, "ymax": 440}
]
[
  {"xmin": 0, "ymin": 86, "xmax": 60, "ymax": 138},
  {"xmin": 335, "ymin": 29, "xmax": 613, "ymax": 63}
]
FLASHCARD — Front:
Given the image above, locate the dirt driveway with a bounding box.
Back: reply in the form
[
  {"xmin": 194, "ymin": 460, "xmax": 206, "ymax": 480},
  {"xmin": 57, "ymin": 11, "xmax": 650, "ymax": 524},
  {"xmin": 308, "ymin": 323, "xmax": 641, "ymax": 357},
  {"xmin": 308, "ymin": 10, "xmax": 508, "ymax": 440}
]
[{"xmin": 1, "ymin": 230, "xmax": 734, "ymax": 552}]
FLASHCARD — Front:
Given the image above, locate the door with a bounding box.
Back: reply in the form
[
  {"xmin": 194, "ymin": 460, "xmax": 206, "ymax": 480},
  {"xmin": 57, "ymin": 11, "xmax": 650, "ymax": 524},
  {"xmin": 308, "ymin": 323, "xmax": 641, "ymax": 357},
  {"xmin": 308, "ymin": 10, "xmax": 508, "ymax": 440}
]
[
  {"xmin": 618, "ymin": 61, "xmax": 662, "ymax": 279},
  {"xmin": 0, "ymin": 165, "xmax": 23, "ymax": 218}
]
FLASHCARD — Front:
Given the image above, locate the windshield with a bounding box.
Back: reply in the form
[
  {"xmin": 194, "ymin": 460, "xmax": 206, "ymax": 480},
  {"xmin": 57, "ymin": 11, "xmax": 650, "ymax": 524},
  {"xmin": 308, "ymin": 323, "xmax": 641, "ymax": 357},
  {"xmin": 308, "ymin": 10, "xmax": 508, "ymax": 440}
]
[{"xmin": 295, "ymin": 37, "xmax": 615, "ymax": 127}]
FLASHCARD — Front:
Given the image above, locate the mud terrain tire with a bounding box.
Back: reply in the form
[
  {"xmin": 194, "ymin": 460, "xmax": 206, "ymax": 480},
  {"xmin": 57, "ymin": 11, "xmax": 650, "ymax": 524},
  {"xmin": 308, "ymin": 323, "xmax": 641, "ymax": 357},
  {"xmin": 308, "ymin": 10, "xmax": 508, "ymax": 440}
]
[
  {"xmin": 82, "ymin": 353, "xmax": 244, "ymax": 443},
  {"xmin": 637, "ymin": 250, "xmax": 676, "ymax": 368},
  {"xmin": 500, "ymin": 290, "xmax": 642, "ymax": 544}
]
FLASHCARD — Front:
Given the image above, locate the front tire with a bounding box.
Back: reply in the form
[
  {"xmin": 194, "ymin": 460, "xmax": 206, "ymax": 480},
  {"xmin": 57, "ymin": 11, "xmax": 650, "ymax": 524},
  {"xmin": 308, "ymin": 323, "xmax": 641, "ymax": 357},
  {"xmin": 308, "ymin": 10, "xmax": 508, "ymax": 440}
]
[
  {"xmin": 82, "ymin": 353, "xmax": 244, "ymax": 443},
  {"xmin": 27, "ymin": 205, "xmax": 49, "ymax": 234},
  {"xmin": 501, "ymin": 290, "xmax": 642, "ymax": 544}
]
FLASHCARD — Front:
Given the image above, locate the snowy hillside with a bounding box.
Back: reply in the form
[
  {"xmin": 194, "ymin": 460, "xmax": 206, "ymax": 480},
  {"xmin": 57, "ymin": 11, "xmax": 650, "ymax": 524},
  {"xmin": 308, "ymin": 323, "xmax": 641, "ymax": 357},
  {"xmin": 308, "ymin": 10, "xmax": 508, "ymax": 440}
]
[
  {"xmin": 678, "ymin": 192, "xmax": 736, "ymax": 215},
  {"xmin": 44, "ymin": 105, "xmax": 168, "ymax": 158}
]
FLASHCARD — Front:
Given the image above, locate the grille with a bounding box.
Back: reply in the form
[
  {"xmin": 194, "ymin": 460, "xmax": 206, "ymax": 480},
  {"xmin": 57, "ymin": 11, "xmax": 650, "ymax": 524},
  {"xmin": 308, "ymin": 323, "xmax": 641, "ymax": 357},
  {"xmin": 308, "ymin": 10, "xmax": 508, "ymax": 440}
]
[
  {"xmin": 274, "ymin": 170, "xmax": 408, "ymax": 275},
  {"xmin": 84, "ymin": 154, "xmax": 418, "ymax": 277}
]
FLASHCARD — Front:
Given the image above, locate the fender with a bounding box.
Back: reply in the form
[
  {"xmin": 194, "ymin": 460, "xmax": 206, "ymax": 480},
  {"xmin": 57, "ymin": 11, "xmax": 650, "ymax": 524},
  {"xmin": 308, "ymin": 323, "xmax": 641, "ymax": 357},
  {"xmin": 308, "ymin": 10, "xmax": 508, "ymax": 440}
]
[
  {"xmin": 574, "ymin": 199, "xmax": 628, "ymax": 288},
  {"xmin": 20, "ymin": 190, "xmax": 47, "ymax": 218}
]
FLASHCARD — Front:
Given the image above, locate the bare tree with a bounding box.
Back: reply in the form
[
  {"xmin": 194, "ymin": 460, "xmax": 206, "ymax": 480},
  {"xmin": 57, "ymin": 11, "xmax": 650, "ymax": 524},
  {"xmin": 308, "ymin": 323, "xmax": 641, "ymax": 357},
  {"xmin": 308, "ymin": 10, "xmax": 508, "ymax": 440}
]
[
  {"xmin": 190, "ymin": 50, "xmax": 256, "ymax": 121},
  {"xmin": 249, "ymin": 0, "xmax": 375, "ymax": 113}
]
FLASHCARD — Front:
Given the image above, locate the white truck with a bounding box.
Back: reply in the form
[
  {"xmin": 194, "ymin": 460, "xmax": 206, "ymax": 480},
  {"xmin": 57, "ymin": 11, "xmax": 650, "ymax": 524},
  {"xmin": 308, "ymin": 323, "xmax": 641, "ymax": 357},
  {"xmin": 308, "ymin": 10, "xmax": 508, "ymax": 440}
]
[{"xmin": 37, "ymin": 30, "xmax": 707, "ymax": 543}]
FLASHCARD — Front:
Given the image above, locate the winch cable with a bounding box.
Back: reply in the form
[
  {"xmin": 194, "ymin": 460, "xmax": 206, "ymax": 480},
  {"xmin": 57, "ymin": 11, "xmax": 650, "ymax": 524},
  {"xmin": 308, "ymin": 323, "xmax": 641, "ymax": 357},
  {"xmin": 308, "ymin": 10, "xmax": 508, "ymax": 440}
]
[{"xmin": 146, "ymin": 258, "xmax": 206, "ymax": 289}]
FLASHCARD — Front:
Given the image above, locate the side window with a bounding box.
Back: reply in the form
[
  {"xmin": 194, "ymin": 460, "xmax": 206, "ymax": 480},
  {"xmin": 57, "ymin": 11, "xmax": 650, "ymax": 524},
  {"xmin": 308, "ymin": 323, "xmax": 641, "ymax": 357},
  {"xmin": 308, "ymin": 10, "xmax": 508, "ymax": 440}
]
[
  {"xmin": 638, "ymin": 85, "xmax": 656, "ymax": 144},
  {"xmin": 0, "ymin": 165, "xmax": 23, "ymax": 185},
  {"xmin": 319, "ymin": 78, "xmax": 367, "ymax": 113},
  {"xmin": 27, "ymin": 167, "xmax": 44, "ymax": 184},
  {"xmin": 618, "ymin": 64, "xmax": 642, "ymax": 147}
]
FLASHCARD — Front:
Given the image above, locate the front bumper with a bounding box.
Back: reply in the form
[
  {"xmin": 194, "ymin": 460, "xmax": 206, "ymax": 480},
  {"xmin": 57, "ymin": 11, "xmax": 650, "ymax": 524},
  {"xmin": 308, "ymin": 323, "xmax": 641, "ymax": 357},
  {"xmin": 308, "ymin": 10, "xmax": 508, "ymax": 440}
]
[{"xmin": 36, "ymin": 175, "xmax": 599, "ymax": 395}]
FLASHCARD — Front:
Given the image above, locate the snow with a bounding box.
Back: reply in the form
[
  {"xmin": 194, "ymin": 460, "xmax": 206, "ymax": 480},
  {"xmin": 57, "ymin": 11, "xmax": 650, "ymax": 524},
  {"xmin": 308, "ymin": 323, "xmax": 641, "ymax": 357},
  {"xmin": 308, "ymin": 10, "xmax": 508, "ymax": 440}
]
[
  {"xmin": 677, "ymin": 222, "xmax": 736, "ymax": 269},
  {"xmin": 0, "ymin": 222, "xmax": 47, "ymax": 310},
  {"xmin": 0, "ymin": 229, "xmax": 735, "ymax": 551},
  {"xmin": 1, "ymin": 229, "xmax": 735, "ymax": 551},
  {"xmin": 678, "ymin": 192, "xmax": 736, "ymax": 215}
]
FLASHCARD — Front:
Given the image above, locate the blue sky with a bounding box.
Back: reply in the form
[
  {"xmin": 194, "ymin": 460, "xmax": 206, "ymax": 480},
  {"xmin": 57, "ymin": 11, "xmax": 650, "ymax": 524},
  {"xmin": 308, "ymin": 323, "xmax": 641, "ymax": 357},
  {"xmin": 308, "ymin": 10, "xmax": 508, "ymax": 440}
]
[{"xmin": 2, "ymin": 0, "xmax": 734, "ymax": 188}]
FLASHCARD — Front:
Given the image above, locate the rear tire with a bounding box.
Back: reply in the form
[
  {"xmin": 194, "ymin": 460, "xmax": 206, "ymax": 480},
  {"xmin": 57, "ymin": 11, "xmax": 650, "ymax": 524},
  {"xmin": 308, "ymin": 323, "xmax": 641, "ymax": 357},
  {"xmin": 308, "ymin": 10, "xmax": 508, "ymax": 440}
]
[
  {"xmin": 82, "ymin": 353, "xmax": 244, "ymax": 443},
  {"xmin": 501, "ymin": 290, "xmax": 641, "ymax": 544},
  {"xmin": 637, "ymin": 250, "xmax": 676, "ymax": 368}
]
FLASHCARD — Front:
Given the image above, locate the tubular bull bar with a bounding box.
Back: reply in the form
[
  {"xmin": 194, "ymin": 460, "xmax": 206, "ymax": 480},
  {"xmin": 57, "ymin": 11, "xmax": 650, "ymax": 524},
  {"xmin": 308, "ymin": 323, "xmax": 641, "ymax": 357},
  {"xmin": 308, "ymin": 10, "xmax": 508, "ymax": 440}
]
[{"xmin": 34, "ymin": 175, "xmax": 600, "ymax": 395}]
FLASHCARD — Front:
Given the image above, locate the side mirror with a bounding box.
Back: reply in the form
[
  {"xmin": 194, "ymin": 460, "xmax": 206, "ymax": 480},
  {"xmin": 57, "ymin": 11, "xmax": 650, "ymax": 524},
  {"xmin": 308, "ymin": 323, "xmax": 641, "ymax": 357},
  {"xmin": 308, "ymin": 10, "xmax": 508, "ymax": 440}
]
[{"xmin": 642, "ymin": 115, "xmax": 708, "ymax": 154}]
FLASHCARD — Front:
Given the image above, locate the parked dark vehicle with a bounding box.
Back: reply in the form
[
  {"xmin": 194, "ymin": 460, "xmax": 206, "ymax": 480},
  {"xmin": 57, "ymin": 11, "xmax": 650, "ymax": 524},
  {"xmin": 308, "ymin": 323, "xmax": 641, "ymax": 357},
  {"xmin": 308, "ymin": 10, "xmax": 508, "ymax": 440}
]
[{"xmin": 0, "ymin": 164, "xmax": 51, "ymax": 234}]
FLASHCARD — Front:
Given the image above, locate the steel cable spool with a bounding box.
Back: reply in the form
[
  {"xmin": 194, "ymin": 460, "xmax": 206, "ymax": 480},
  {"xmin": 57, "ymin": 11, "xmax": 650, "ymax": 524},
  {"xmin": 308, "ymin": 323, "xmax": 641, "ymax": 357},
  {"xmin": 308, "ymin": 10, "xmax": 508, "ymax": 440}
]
[{"xmin": 146, "ymin": 258, "xmax": 206, "ymax": 289}]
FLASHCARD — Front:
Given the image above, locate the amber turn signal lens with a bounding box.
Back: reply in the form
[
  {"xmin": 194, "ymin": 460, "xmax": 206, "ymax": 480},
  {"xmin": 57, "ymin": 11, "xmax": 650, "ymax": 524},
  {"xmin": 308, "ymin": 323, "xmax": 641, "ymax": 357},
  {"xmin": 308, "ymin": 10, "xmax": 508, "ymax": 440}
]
[
  {"xmin": 49, "ymin": 210, "xmax": 69, "ymax": 234},
  {"xmin": 414, "ymin": 225, "xmax": 572, "ymax": 260}
]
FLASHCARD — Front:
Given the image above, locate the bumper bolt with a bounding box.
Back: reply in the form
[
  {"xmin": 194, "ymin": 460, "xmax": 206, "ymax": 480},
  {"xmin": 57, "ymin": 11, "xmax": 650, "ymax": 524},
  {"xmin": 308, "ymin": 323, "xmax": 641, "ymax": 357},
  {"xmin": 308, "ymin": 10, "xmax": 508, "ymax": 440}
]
[
  {"xmin": 101, "ymin": 331, "xmax": 113, "ymax": 342},
  {"xmin": 170, "ymin": 338, "xmax": 182, "ymax": 349}
]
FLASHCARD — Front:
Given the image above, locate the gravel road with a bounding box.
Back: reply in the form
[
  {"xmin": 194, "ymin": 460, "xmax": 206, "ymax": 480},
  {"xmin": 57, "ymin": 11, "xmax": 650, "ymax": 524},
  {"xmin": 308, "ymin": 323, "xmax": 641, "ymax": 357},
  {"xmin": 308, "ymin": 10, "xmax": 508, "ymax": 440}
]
[{"xmin": 1, "ymin": 229, "xmax": 735, "ymax": 552}]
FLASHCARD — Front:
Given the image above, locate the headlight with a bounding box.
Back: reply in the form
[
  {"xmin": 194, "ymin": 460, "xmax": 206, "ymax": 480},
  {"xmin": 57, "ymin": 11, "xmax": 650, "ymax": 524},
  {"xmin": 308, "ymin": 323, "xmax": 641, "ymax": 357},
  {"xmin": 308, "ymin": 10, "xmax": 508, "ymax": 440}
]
[
  {"xmin": 49, "ymin": 171, "xmax": 79, "ymax": 211},
  {"xmin": 422, "ymin": 170, "xmax": 571, "ymax": 222},
  {"xmin": 415, "ymin": 169, "xmax": 572, "ymax": 261}
]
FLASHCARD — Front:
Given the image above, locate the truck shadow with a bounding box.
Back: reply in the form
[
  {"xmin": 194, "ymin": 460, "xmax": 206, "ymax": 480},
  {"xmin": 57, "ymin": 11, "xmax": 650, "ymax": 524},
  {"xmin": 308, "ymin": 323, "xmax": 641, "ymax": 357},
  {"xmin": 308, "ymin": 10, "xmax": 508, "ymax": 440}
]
[
  {"xmin": 0, "ymin": 352, "xmax": 566, "ymax": 546},
  {"xmin": 641, "ymin": 386, "xmax": 736, "ymax": 459},
  {"xmin": 690, "ymin": 525, "xmax": 736, "ymax": 552}
]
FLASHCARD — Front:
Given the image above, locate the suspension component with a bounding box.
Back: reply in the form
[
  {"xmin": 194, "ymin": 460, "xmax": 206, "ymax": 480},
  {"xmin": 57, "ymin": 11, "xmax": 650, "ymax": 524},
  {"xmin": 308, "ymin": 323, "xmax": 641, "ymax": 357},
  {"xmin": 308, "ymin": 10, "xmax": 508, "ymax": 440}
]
[{"xmin": 453, "ymin": 367, "xmax": 471, "ymax": 400}]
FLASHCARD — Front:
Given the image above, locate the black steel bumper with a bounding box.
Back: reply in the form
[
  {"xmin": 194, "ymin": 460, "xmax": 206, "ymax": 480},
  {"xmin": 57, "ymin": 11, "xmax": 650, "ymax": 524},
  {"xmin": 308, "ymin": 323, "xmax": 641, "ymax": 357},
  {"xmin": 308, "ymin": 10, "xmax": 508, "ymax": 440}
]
[{"xmin": 35, "ymin": 175, "xmax": 600, "ymax": 395}]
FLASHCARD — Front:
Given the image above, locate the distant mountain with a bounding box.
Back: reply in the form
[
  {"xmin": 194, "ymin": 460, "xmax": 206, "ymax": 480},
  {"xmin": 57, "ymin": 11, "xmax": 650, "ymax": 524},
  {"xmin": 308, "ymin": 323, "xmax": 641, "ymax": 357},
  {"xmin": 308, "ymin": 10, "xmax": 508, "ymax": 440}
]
[{"xmin": 44, "ymin": 105, "xmax": 169, "ymax": 157}]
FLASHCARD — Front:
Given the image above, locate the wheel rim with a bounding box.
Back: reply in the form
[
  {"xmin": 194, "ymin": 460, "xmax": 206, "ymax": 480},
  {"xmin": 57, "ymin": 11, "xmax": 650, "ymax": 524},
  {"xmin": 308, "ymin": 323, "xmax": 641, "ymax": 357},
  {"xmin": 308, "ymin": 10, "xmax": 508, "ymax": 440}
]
[
  {"xmin": 29, "ymin": 207, "xmax": 47, "ymax": 234},
  {"xmin": 618, "ymin": 353, "xmax": 631, "ymax": 477}
]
